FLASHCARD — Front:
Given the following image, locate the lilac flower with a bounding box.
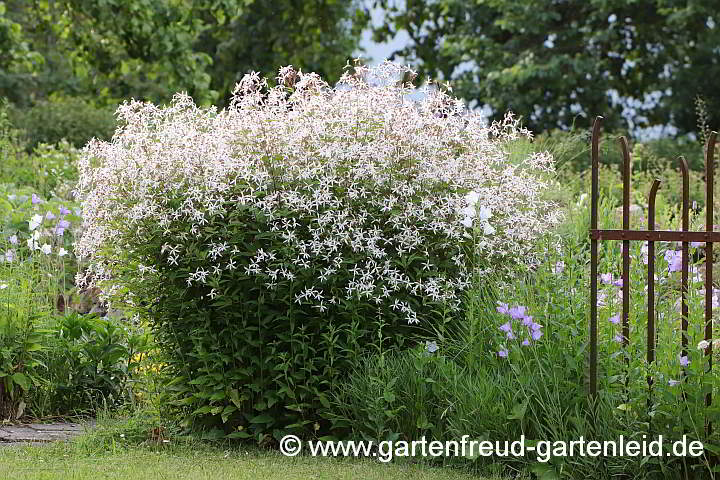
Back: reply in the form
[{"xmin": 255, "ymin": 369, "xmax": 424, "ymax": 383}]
[
  {"xmin": 552, "ymin": 261, "xmax": 565, "ymax": 275},
  {"xmin": 613, "ymin": 334, "xmax": 624, "ymax": 343},
  {"xmin": 691, "ymin": 242, "xmax": 704, "ymax": 248},
  {"xmin": 522, "ymin": 315, "xmax": 533, "ymax": 327},
  {"xmin": 55, "ymin": 227, "xmax": 65, "ymax": 237},
  {"xmin": 57, "ymin": 219, "xmax": 70, "ymax": 229},
  {"xmin": 596, "ymin": 292, "xmax": 607, "ymax": 307},
  {"xmin": 668, "ymin": 379, "xmax": 680, "ymax": 387},
  {"xmin": 522, "ymin": 339, "xmax": 530, "ymax": 346},
  {"xmin": 679, "ymin": 355, "xmax": 689, "ymax": 367},
  {"xmin": 496, "ymin": 302, "xmax": 510, "ymax": 315},
  {"xmin": 506, "ymin": 331, "xmax": 515, "ymax": 340},
  {"xmin": 31, "ymin": 193, "xmax": 40, "ymax": 205},
  {"xmin": 529, "ymin": 321, "xmax": 542, "ymax": 332},
  {"xmin": 498, "ymin": 349, "xmax": 508, "ymax": 358},
  {"xmin": 8, "ymin": 235, "xmax": 17, "ymax": 245},
  {"xmin": 45, "ymin": 211, "xmax": 56, "ymax": 220},
  {"xmin": 600, "ymin": 273, "xmax": 613, "ymax": 284},
  {"xmin": 612, "ymin": 279, "xmax": 623, "ymax": 287},
  {"xmin": 669, "ymin": 255, "xmax": 683, "ymax": 273},
  {"xmin": 499, "ymin": 321, "xmax": 512, "ymax": 333},
  {"xmin": 665, "ymin": 250, "xmax": 683, "ymax": 273},
  {"xmin": 59, "ymin": 206, "xmax": 71, "ymax": 216},
  {"xmin": 609, "ymin": 314, "xmax": 621, "ymax": 325},
  {"xmin": 425, "ymin": 341, "xmax": 438, "ymax": 354},
  {"xmin": 508, "ymin": 305, "xmax": 526, "ymax": 320},
  {"xmin": 531, "ymin": 329, "xmax": 543, "ymax": 340}
]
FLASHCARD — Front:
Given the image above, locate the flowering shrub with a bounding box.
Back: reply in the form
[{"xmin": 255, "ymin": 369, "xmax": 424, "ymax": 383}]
[{"xmin": 74, "ymin": 62, "xmax": 558, "ymax": 440}]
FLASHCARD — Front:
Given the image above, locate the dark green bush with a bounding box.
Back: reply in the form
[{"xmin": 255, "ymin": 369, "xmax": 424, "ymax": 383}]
[
  {"xmin": 133, "ymin": 191, "xmax": 441, "ymax": 444},
  {"xmin": 9, "ymin": 96, "xmax": 116, "ymax": 150},
  {"xmin": 34, "ymin": 312, "xmax": 150, "ymax": 416}
]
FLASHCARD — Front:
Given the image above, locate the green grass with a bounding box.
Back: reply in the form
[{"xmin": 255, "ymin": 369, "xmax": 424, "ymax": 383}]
[{"xmin": 0, "ymin": 441, "xmax": 509, "ymax": 480}]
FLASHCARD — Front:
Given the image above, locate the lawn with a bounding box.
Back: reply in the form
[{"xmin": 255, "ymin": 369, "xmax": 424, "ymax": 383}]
[{"xmin": 0, "ymin": 441, "xmax": 510, "ymax": 480}]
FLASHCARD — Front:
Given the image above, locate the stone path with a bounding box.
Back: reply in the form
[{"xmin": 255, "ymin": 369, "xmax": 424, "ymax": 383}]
[{"xmin": 0, "ymin": 422, "xmax": 93, "ymax": 445}]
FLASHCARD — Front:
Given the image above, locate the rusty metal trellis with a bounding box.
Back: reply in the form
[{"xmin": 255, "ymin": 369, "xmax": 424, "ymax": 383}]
[{"xmin": 588, "ymin": 116, "xmax": 717, "ymax": 429}]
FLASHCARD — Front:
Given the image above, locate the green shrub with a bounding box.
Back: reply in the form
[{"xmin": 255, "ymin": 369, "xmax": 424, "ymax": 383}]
[
  {"xmin": 328, "ymin": 345, "xmax": 460, "ymax": 444},
  {"xmin": 75, "ymin": 64, "xmax": 558, "ymax": 443},
  {"xmin": 0, "ymin": 140, "xmax": 79, "ymax": 198},
  {"xmin": 34, "ymin": 312, "xmax": 150, "ymax": 416},
  {"xmin": 9, "ymin": 96, "xmax": 116, "ymax": 150}
]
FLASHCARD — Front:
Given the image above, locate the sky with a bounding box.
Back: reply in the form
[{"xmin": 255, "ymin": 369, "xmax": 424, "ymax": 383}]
[{"xmin": 356, "ymin": 8, "xmax": 409, "ymax": 66}]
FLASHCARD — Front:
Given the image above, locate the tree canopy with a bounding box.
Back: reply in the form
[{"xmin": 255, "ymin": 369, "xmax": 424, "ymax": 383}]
[
  {"xmin": 0, "ymin": 0, "xmax": 368, "ymax": 107},
  {"xmin": 371, "ymin": 0, "xmax": 720, "ymax": 134}
]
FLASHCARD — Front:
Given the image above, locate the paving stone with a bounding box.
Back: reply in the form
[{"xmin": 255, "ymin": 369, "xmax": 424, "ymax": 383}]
[{"xmin": 0, "ymin": 422, "xmax": 93, "ymax": 444}]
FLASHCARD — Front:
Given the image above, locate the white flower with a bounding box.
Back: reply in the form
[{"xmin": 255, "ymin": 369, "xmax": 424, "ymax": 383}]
[
  {"xmin": 27, "ymin": 238, "xmax": 37, "ymax": 250},
  {"xmin": 72, "ymin": 63, "xmax": 560, "ymax": 320},
  {"xmin": 697, "ymin": 340, "xmax": 710, "ymax": 350},
  {"xmin": 477, "ymin": 206, "xmax": 492, "ymax": 221},
  {"xmin": 461, "ymin": 205, "xmax": 476, "ymax": 218},
  {"xmin": 28, "ymin": 214, "xmax": 43, "ymax": 231},
  {"xmin": 0, "ymin": 282, "xmax": 7, "ymax": 289},
  {"xmin": 464, "ymin": 191, "xmax": 480, "ymax": 206},
  {"xmin": 58, "ymin": 248, "xmax": 68, "ymax": 257},
  {"xmin": 40, "ymin": 244, "xmax": 51, "ymax": 255}
]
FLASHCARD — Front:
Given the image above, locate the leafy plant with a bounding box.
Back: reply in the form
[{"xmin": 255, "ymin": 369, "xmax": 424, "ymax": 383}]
[
  {"xmin": 36, "ymin": 312, "xmax": 150, "ymax": 415},
  {"xmin": 74, "ymin": 63, "xmax": 558, "ymax": 442}
]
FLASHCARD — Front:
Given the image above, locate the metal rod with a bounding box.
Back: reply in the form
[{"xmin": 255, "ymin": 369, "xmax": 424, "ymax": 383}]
[
  {"xmin": 705, "ymin": 132, "xmax": 716, "ymax": 435},
  {"xmin": 680, "ymin": 157, "xmax": 690, "ymax": 368},
  {"xmin": 620, "ymin": 136, "xmax": 631, "ymax": 349},
  {"xmin": 647, "ymin": 180, "xmax": 661, "ymax": 389},
  {"xmin": 590, "ymin": 230, "xmax": 720, "ymax": 242},
  {"xmin": 590, "ymin": 116, "xmax": 602, "ymax": 398}
]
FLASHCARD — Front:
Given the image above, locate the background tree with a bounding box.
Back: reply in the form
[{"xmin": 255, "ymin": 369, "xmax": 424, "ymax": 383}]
[
  {"xmin": 0, "ymin": 0, "xmax": 368, "ymax": 146},
  {"xmin": 370, "ymin": 0, "xmax": 720, "ymax": 134},
  {"xmin": 0, "ymin": 1, "xmax": 44, "ymax": 101},
  {"xmin": 192, "ymin": 0, "xmax": 369, "ymax": 106}
]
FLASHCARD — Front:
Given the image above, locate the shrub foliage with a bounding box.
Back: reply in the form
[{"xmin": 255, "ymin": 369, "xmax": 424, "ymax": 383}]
[{"xmin": 75, "ymin": 63, "xmax": 558, "ymax": 442}]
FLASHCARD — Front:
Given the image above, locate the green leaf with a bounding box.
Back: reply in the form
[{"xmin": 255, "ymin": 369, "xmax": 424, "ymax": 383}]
[
  {"xmin": 530, "ymin": 463, "xmax": 560, "ymax": 480},
  {"xmin": 11, "ymin": 372, "xmax": 29, "ymax": 391},
  {"xmin": 507, "ymin": 399, "xmax": 529, "ymax": 421},
  {"xmin": 221, "ymin": 405, "xmax": 237, "ymax": 423},
  {"xmin": 249, "ymin": 414, "xmax": 274, "ymax": 424}
]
